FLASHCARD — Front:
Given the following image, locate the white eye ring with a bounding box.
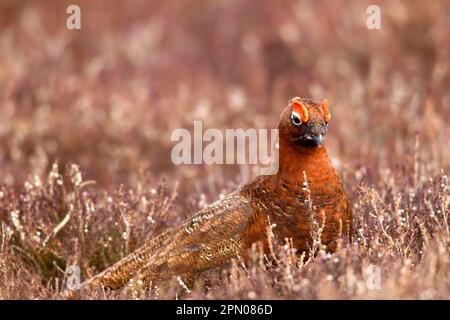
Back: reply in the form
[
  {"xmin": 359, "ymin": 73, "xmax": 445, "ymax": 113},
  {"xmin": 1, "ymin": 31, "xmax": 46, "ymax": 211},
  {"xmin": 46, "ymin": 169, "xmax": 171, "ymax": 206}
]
[{"xmin": 291, "ymin": 111, "xmax": 302, "ymax": 126}]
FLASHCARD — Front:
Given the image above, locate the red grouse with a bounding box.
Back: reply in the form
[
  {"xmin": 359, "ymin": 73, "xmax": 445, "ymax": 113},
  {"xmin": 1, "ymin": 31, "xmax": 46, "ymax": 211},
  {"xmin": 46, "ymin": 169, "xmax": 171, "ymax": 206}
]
[{"xmin": 81, "ymin": 97, "xmax": 352, "ymax": 291}]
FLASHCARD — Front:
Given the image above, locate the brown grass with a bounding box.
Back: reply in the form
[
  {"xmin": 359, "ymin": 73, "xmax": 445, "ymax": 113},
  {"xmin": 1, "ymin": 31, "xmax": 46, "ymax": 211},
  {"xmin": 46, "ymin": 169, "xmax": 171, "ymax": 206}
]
[{"xmin": 0, "ymin": 0, "xmax": 449, "ymax": 299}]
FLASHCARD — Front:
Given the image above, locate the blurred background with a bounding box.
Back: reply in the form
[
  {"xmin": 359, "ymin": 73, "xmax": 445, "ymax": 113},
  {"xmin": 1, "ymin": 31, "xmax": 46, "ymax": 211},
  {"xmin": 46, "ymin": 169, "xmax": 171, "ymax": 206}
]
[
  {"xmin": 0, "ymin": 0, "xmax": 449, "ymax": 198},
  {"xmin": 0, "ymin": 0, "xmax": 449, "ymax": 299}
]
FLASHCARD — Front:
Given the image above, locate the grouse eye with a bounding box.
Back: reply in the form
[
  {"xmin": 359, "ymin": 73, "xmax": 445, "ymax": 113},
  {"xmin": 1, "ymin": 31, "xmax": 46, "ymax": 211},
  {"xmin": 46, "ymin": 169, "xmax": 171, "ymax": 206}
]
[
  {"xmin": 291, "ymin": 100, "xmax": 309, "ymax": 124},
  {"xmin": 291, "ymin": 112, "xmax": 302, "ymax": 126}
]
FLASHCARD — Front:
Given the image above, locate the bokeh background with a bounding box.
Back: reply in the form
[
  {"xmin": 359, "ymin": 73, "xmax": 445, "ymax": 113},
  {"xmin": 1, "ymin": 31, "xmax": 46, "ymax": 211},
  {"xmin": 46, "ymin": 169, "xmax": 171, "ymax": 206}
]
[{"xmin": 0, "ymin": 0, "xmax": 448, "ymax": 299}]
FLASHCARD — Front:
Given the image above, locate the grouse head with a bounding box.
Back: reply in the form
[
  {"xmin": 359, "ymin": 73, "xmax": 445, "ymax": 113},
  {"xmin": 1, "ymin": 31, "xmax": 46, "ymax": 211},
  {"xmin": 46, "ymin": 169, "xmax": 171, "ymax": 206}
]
[{"xmin": 278, "ymin": 97, "xmax": 331, "ymax": 148}]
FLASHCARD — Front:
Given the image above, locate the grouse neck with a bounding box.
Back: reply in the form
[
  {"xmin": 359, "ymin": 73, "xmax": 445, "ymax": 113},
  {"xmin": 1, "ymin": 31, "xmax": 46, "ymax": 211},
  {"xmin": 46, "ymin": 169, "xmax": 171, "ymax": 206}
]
[{"xmin": 277, "ymin": 139, "xmax": 338, "ymax": 190}]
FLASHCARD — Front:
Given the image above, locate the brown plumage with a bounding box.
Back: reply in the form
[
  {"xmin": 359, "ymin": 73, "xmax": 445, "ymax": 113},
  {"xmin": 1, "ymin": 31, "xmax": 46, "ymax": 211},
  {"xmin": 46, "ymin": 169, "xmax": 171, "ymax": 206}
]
[{"xmin": 81, "ymin": 97, "xmax": 352, "ymax": 292}]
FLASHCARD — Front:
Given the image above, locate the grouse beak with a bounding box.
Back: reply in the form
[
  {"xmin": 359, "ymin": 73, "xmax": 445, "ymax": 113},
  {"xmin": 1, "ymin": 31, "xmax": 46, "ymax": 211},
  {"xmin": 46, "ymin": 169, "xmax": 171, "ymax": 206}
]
[{"xmin": 305, "ymin": 134, "xmax": 324, "ymax": 147}]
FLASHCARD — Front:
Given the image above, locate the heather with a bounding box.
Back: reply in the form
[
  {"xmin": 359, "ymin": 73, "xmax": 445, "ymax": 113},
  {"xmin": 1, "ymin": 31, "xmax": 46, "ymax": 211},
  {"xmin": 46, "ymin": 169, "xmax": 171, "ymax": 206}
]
[{"xmin": 0, "ymin": 0, "xmax": 448, "ymax": 299}]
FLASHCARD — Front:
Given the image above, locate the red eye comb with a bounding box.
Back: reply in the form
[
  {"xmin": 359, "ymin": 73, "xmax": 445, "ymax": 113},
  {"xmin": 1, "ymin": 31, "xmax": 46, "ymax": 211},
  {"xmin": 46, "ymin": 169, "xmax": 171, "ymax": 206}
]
[
  {"xmin": 322, "ymin": 99, "xmax": 331, "ymax": 123},
  {"xmin": 292, "ymin": 100, "xmax": 309, "ymax": 123}
]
